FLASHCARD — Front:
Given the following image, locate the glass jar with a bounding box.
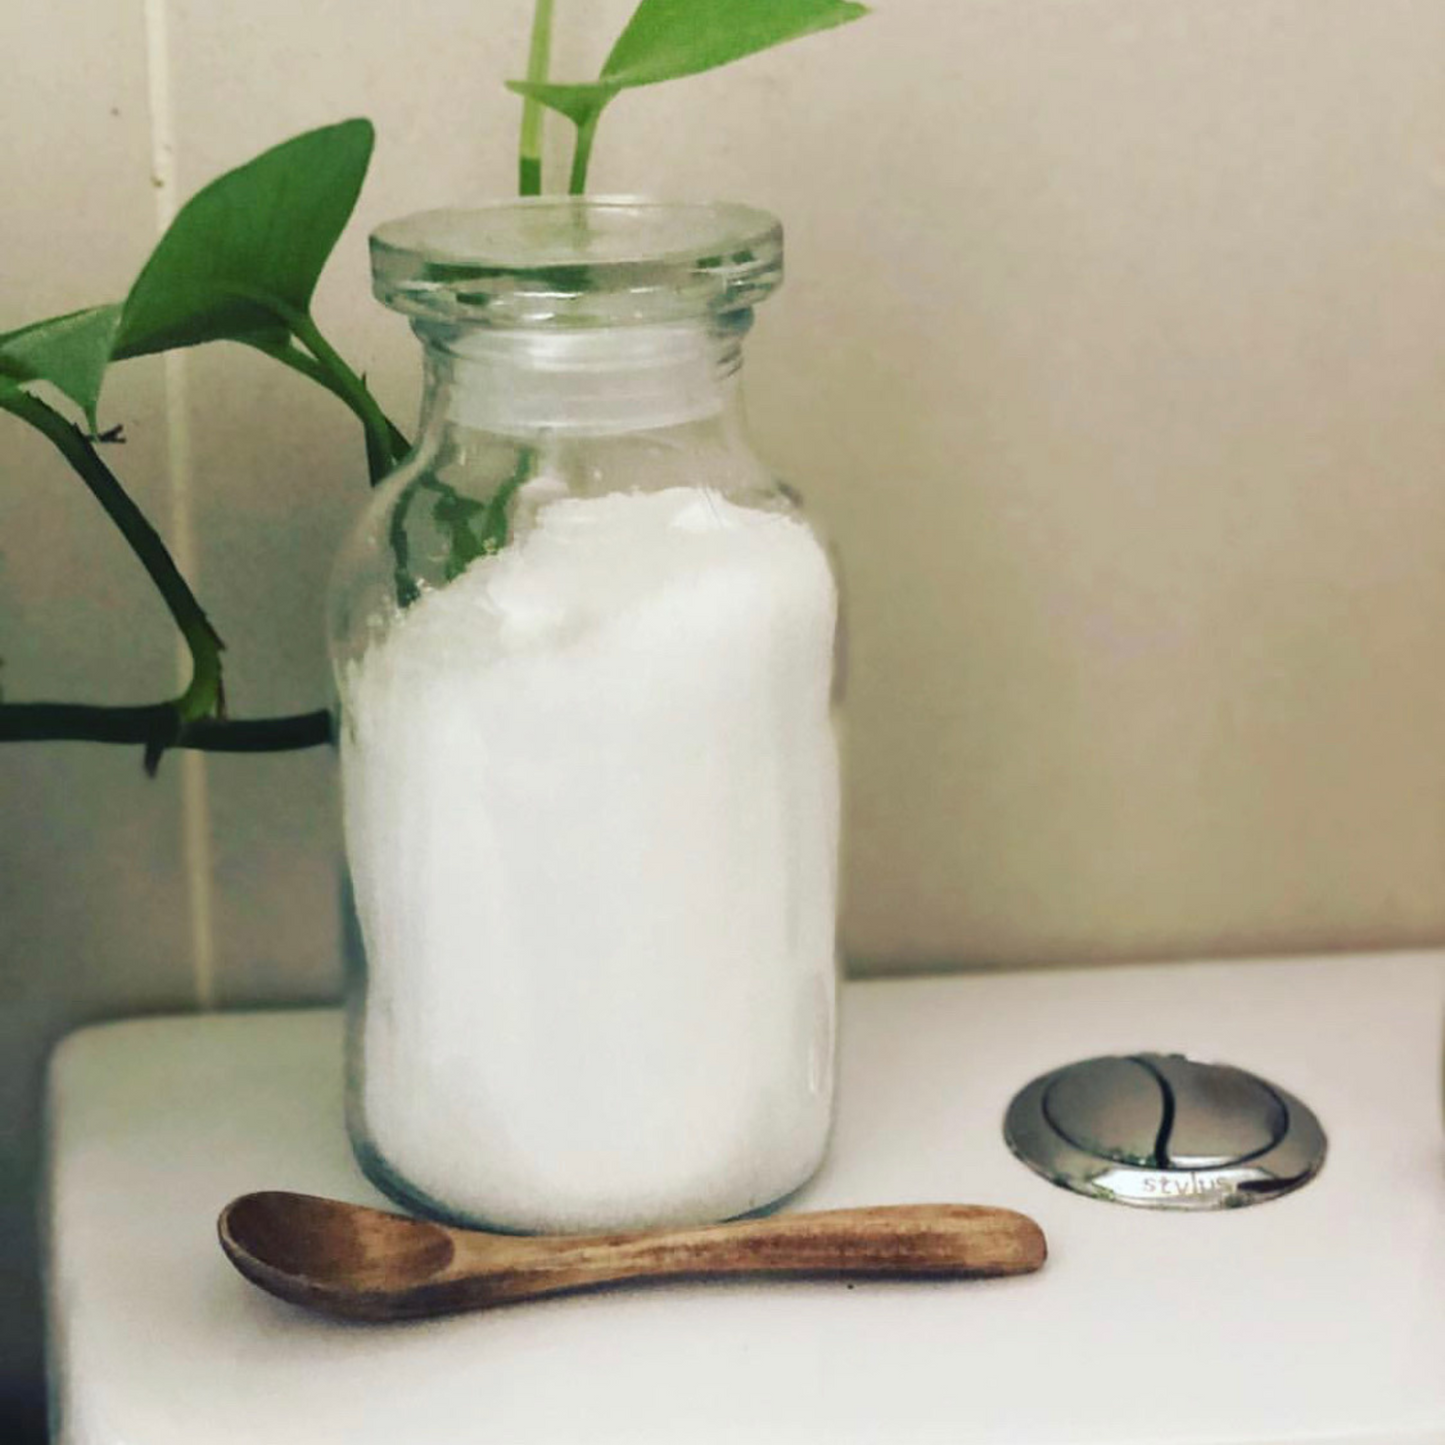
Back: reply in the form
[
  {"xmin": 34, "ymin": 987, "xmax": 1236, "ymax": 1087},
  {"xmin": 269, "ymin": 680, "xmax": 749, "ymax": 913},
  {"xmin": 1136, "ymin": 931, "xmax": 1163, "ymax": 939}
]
[{"xmin": 328, "ymin": 200, "xmax": 842, "ymax": 1233}]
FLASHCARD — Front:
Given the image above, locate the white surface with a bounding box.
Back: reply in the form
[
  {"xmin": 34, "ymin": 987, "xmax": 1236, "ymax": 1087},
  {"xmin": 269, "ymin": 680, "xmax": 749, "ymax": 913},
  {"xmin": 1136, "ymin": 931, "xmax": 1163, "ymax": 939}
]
[{"xmin": 45, "ymin": 952, "xmax": 1445, "ymax": 1445}]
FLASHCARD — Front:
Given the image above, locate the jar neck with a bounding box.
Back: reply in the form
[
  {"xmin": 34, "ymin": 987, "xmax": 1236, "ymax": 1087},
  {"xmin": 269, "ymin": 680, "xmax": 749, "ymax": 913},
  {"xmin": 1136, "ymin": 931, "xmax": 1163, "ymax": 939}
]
[{"xmin": 415, "ymin": 314, "xmax": 751, "ymax": 438}]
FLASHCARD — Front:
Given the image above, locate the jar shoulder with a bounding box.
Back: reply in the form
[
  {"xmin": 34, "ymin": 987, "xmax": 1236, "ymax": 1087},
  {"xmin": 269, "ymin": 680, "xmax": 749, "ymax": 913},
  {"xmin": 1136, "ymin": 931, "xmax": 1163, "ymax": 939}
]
[{"xmin": 327, "ymin": 421, "xmax": 829, "ymax": 669}]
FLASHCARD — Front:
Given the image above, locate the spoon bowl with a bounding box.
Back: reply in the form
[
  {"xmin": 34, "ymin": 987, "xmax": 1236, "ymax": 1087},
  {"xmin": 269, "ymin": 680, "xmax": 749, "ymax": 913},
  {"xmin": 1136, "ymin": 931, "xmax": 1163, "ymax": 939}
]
[
  {"xmin": 223, "ymin": 1192, "xmax": 455, "ymax": 1292},
  {"xmin": 220, "ymin": 1190, "xmax": 1046, "ymax": 1322}
]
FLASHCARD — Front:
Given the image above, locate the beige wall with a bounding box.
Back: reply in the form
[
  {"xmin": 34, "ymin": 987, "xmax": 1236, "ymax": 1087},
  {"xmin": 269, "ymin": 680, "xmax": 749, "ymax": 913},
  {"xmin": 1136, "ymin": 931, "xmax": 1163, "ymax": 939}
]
[{"xmin": 4, "ymin": 0, "xmax": 1445, "ymax": 1416}]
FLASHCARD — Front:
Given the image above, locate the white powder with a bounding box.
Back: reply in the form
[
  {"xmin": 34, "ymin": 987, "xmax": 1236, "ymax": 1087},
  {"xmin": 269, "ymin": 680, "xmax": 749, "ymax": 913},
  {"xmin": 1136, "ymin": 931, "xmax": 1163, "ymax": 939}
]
[{"xmin": 340, "ymin": 485, "xmax": 840, "ymax": 1232}]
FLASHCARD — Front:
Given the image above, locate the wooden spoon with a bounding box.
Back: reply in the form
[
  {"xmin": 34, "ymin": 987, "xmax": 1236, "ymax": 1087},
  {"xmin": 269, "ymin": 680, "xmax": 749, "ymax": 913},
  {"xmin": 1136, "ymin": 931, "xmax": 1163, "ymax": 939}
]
[{"xmin": 219, "ymin": 1190, "xmax": 1046, "ymax": 1321}]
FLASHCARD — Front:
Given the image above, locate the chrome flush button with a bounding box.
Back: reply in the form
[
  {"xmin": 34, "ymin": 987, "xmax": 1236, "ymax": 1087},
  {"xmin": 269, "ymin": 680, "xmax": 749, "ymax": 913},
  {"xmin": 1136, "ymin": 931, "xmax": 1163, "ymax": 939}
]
[{"xmin": 1004, "ymin": 1053, "xmax": 1326, "ymax": 1209}]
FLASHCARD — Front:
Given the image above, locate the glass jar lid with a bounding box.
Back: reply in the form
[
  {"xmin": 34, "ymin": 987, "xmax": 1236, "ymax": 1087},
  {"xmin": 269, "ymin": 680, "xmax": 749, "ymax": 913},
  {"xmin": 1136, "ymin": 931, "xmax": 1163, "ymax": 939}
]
[{"xmin": 371, "ymin": 198, "xmax": 783, "ymax": 329}]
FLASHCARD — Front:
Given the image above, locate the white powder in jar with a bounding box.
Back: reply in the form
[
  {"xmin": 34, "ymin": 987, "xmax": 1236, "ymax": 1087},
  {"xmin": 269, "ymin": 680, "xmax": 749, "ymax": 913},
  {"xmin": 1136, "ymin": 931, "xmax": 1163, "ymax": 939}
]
[{"xmin": 340, "ymin": 485, "xmax": 840, "ymax": 1232}]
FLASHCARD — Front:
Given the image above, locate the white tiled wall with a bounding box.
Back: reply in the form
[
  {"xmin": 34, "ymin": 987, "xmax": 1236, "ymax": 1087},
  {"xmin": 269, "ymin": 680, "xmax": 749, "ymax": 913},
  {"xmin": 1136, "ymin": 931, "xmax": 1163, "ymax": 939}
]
[{"xmin": 5, "ymin": 0, "xmax": 1445, "ymax": 1417}]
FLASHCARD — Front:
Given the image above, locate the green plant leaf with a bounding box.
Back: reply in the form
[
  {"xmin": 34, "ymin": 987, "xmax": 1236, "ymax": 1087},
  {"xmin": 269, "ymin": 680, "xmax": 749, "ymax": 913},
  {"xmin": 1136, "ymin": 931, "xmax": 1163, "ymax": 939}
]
[
  {"xmin": 113, "ymin": 118, "xmax": 375, "ymax": 360},
  {"xmin": 602, "ymin": 0, "xmax": 867, "ymax": 87},
  {"xmin": 0, "ymin": 303, "xmax": 122, "ymax": 429},
  {"xmin": 508, "ymin": 0, "xmax": 866, "ymax": 122}
]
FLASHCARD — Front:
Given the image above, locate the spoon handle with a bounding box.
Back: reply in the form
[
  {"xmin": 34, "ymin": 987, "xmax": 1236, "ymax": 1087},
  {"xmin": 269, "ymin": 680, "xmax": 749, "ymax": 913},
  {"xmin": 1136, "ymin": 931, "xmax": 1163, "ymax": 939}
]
[{"xmin": 449, "ymin": 1204, "xmax": 1045, "ymax": 1307}]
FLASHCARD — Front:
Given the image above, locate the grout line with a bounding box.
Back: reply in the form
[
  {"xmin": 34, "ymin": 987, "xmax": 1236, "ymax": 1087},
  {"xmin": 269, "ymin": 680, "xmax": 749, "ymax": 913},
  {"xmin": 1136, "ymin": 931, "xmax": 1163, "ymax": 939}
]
[{"xmin": 143, "ymin": 0, "xmax": 218, "ymax": 1011}]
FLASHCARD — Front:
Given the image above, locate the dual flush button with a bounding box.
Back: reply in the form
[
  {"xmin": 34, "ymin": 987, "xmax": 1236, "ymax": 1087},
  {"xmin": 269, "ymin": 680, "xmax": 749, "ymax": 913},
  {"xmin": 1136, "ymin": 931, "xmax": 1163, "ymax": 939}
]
[{"xmin": 1004, "ymin": 1053, "xmax": 1327, "ymax": 1209}]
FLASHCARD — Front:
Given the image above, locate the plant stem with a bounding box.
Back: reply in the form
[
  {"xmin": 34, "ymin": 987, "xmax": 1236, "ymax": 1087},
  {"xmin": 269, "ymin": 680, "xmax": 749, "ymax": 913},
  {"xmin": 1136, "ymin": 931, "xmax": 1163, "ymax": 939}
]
[
  {"xmin": 251, "ymin": 338, "xmax": 350, "ymax": 405},
  {"xmin": 245, "ymin": 338, "xmax": 411, "ymax": 477},
  {"xmin": 0, "ymin": 303, "xmax": 405, "ymax": 766},
  {"xmin": 568, "ymin": 110, "xmax": 600, "ymax": 195},
  {"xmin": 0, "ymin": 383, "xmax": 225, "ymax": 724},
  {"xmin": 389, "ymin": 482, "xmax": 422, "ymax": 609},
  {"xmin": 285, "ymin": 311, "xmax": 407, "ymax": 485},
  {"xmin": 0, "ymin": 701, "xmax": 331, "ymax": 757},
  {"xmin": 518, "ymin": 0, "xmax": 556, "ymax": 195},
  {"xmin": 479, "ymin": 446, "xmax": 535, "ymax": 548},
  {"xmin": 232, "ymin": 293, "xmax": 408, "ymax": 486}
]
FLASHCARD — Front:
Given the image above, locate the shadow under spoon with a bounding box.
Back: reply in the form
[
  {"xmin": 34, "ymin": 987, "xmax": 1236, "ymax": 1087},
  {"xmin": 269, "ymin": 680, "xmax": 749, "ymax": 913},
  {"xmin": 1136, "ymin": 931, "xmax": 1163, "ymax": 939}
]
[{"xmin": 219, "ymin": 1190, "xmax": 1047, "ymax": 1321}]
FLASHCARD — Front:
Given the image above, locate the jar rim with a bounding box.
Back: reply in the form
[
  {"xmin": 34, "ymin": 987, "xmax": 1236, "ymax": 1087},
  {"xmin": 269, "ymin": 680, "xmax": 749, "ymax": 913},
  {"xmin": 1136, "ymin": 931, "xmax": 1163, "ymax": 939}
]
[{"xmin": 371, "ymin": 197, "xmax": 783, "ymax": 329}]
